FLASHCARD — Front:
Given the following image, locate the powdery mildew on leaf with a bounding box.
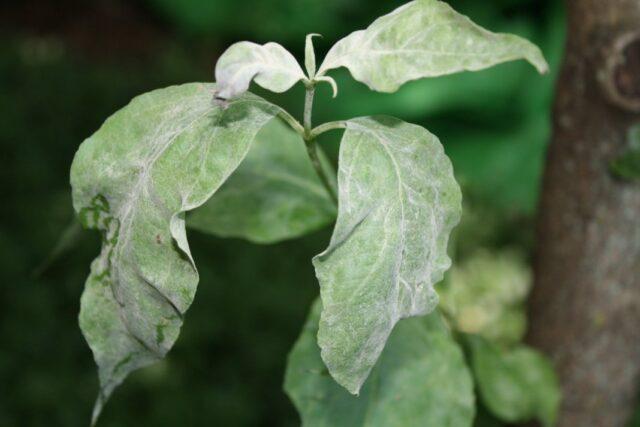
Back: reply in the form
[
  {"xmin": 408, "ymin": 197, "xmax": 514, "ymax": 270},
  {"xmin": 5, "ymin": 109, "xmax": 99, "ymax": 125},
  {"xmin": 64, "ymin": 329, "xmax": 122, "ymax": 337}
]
[
  {"xmin": 188, "ymin": 119, "xmax": 336, "ymax": 244},
  {"xmin": 215, "ymin": 41, "xmax": 306, "ymax": 100},
  {"xmin": 70, "ymin": 83, "xmax": 280, "ymax": 423},
  {"xmin": 313, "ymin": 116, "xmax": 462, "ymax": 394},
  {"xmin": 284, "ymin": 300, "xmax": 475, "ymax": 427},
  {"xmin": 317, "ymin": 0, "xmax": 548, "ymax": 93}
]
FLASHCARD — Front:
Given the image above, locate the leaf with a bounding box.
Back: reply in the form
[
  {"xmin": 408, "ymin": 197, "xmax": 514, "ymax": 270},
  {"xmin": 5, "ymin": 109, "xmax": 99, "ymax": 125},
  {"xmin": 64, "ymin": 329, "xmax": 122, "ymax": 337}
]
[
  {"xmin": 70, "ymin": 83, "xmax": 281, "ymax": 423},
  {"xmin": 214, "ymin": 41, "xmax": 306, "ymax": 100},
  {"xmin": 188, "ymin": 119, "xmax": 336, "ymax": 244},
  {"xmin": 305, "ymin": 33, "xmax": 320, "ymax": 78},
  {"xmin": 285, "ymin": 300, "xmax": 475, "ymax": 427},
  {"xmin": 437, "ymin": 250, "xmax": 531, "ymax": 345},
  {"xmin": 313, "ymin": 116, "xmax": 462, "ymax": 394},
  {"xmin": 468, "ymin": 336, "xmax": 560, "ymax": 427},
  {"xmin": 317, "ymin": 0, "xmax": 548, "ymax": 93}
]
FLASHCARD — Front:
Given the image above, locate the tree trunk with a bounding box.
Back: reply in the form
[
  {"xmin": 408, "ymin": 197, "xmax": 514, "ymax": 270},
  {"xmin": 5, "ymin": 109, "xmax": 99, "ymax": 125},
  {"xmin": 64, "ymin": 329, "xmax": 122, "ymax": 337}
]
[{"xmin": 527, "ymin": 1, "xmax": 640, "ymax": 426}]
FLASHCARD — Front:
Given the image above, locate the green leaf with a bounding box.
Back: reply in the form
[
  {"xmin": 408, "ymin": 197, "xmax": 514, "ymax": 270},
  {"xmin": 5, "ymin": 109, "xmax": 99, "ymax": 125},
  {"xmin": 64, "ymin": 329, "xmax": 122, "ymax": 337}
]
[
  {"xmin": 214, "ymin": 41, "xmax": 305, "ymax": 100},
  {"xmin": 313, "ymin": 116, "xmax": 462, "ymax": 394},
  {"xmin": 317, "ymin": 0, "xmax": 548, "ymax": 93},
  {"xmin": 468, "ymin": 336, "xmax": 560, "ymax": 427},
  {"xmin": 188, "ymin": 119, "xmax": 336, "ymax": 244},
  {"xmin": 285, "ymin": 300, "xmax": 475, "ymax": 427},
  {"xmin": 70, "ymin": 83, "xmax": 281, "ymax": 423},
  {"xmin": 437, "ymin": 250, "xmax": 531, "ymax": 345}
]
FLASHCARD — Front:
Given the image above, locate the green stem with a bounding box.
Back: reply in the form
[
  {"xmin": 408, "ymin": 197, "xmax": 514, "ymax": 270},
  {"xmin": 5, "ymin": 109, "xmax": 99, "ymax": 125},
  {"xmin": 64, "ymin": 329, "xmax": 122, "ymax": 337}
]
[
  {"xmin": 303, "ymin": 84, "xmax": 338, "ymax": 205},
  {"xmin": 306, "ymin": 139, "xmax": 338, "ymax": 205},
  {"xmin": 277, "ymin": 109, "xmax": 305, "ymax": 137},
  {"xmin": 305, "ymin": 84, "xmax": 317, "ymax": 134},
  {"xmin": 310, "ymin": 120, "xmax": 347, "ymax": 139}
]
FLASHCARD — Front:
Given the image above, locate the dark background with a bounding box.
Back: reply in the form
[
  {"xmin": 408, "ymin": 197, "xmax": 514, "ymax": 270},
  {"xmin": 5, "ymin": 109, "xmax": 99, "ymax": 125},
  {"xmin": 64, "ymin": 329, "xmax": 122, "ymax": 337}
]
[{"xmin": 0, "ymin": 0, "xmax": 567, "ymax": 425}]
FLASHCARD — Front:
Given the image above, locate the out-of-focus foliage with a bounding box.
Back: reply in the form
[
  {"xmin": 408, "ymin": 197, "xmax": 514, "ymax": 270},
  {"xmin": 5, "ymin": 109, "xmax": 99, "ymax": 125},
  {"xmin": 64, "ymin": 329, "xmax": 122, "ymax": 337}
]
[
  {"xmin": 147, "ymin": 0, "xmax": 367, "ymax": 42},
  {"xmin": 438, "ymin": 250, "xmax": 531, "ymax": 345},
  {"xmin": 0, "ymin": 0, "xmax": 569, "ymax": 425},
  {"xmin": 468, "ymin": 336, "xmax": 561, "ymax": 427}
]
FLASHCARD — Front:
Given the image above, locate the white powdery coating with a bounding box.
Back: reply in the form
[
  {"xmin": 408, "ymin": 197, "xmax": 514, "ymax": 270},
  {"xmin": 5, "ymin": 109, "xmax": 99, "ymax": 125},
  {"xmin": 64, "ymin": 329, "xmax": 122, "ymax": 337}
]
[
  {"xmin": 313, "ymin": 116, "xmax": 462, "ymax": 394},
  {"xmin": 284, "ymin": 300, "xmax": 475, "ymax": 427},
  {"xmin": 215, "ymin": 41, "xmax": 306, "ymax": 100},
  {"xmin": 317, "ymin": 0, "xmax": 548, "ymax": 93},
  {"xmin": 70, "ymin": 83, "xmax": 280, "ymax": 422}
]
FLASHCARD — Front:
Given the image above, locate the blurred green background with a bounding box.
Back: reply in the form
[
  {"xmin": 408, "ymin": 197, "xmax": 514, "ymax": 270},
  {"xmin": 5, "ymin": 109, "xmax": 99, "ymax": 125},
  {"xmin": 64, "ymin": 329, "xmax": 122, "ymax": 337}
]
[{"xmin": 0, "ymin": 0, "xmax": 566, "ymax": 425}]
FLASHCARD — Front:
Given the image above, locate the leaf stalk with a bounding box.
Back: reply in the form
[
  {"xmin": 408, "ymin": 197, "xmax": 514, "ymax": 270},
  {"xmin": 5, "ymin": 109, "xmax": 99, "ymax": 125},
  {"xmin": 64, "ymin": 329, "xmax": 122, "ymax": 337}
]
[{"xmin": 302, "ymin": 83, "xmax": 338, "ymax": 205}]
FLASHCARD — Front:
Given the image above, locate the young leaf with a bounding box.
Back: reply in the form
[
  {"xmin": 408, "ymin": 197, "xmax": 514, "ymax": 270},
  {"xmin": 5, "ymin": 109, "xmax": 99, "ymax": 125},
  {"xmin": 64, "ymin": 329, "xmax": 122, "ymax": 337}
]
[
  {"xmin": 305, "ymin": 33, "xmax": 320, "ymax": 78},
  {"xmin": 317, "ymin": 0, "xmax": 548, "ymax": 93},
  {"xmin": 70, "ymin": 83, "xmax": 281, "ymax": 423},
  {"xmin": 313, "ymin": 116, "xmax": 462, "ymax": 394},
  {"xmin": 214, "ymin": 41, "xmax": 306, "ymax": 100},
  {"xmin": 188, "ymin": 119, "xmax": 337, "ymax": 244},
  {"xmin": 468, "ymin": 336, "xmax": 561, "ymax": 427},
  {"xmin": 285, "ymin": 300, "xmax": 475, "ymax": 427}
]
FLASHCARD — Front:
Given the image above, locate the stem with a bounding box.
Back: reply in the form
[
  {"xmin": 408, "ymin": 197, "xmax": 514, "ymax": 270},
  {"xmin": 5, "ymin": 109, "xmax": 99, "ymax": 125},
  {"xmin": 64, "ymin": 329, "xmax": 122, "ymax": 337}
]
[
  {"xmin": 306, "ymin": 140, "xmax": 338, "ymax": 204},
  {"xmin": 277, "ymin": 109, "xmax": 305, "ymax": 137},
  {"xmin": 303, "ymin": 84, "xmax": 315, "ymax": 135},
  {"xmin": 303, "ymin": 84, "xmax": 338, "ymax": 205},
  {"xmin": 310, "ymin": 120, "xmax": 347, "ymax": 139}
]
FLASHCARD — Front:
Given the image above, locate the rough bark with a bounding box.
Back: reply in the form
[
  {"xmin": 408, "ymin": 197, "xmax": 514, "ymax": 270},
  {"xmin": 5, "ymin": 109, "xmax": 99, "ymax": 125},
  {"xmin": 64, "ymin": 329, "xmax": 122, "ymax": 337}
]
[{"xmin": 527, "ymin": 1, "xmax": 640, "ymax": 426}]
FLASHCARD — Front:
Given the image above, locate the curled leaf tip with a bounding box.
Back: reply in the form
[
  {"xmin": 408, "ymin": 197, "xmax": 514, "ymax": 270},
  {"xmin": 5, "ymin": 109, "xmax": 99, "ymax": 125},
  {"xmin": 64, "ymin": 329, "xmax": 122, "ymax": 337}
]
[
  {"xmin": 316, "ymin": 76, "xmax": 338, "ymax": 98},
  {"xmin": 214, "ymin": 41, "xmax": 305, "ymax": 99},
  {"xmin": 212, "ymin": 91, "xmax": 230, "ymax": 109}
]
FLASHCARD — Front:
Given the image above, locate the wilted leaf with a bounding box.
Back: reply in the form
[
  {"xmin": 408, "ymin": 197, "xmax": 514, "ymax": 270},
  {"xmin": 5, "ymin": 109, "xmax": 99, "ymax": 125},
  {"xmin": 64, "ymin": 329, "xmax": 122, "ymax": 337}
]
[
  {"xmin": 313, "ymin": 116, "xmax": 461, "ymax": 394},
  {"xmin": 214, "ymin": 41, "xmax": 306, "ymax": 100},
  {"xmin": 438, "ymin": 250, "xmax": 531, "ymax": 345},
  {"xmin": 285, "ymin": 300, "xmax": 475, "ymax": 427},
  {"xmin": 70, "ymin": 83, "xmax": 281, "ymax": 423},
  {"xmin": 188, "ymin": 119, "xmax": 336, "ymax": 244},
  {"xmin": 317, "ymin": 0, "xmax": 548, "ymax": 93},
  {"xmin": 468, "ymin": 336, "xmax": 560, "ymax": 427}
]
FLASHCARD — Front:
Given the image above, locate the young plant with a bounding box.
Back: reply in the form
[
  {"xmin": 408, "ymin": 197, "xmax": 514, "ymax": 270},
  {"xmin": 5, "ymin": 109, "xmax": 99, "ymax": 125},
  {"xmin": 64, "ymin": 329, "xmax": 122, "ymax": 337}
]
[{"xmin": 70, "ymin": 0, "xmax": 552, "ymax": 425}]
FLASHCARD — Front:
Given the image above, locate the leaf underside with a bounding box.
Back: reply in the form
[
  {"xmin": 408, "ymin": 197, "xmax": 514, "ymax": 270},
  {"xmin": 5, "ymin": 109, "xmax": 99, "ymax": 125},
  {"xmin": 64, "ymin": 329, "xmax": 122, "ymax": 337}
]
[
  {"xmin": 188, "ymin": 119, "xmax": 336, "ymax": 244},
  {"xmin": 70, "ymin": 83, "xmax": 281, "ymax": 423},
  {"xmin": 318, "ymin": 0, "xmax": 548, "ymax": 93},
  {"xmin": 285, "ymin": 300, "xmax": 475, "ymax": 427},
  {"xmin": 313, "ymin": 116, "xmax": 462, "ymax": 394}
]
